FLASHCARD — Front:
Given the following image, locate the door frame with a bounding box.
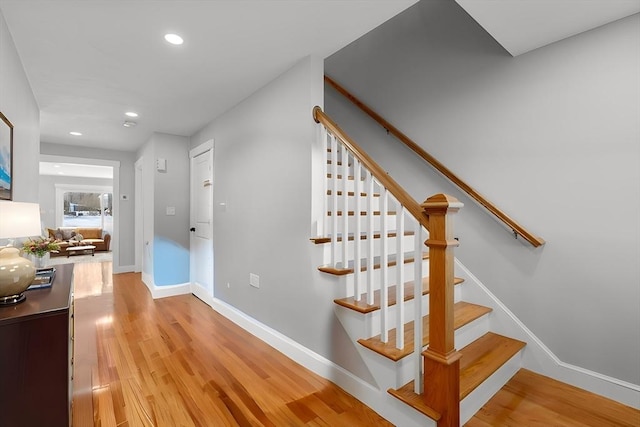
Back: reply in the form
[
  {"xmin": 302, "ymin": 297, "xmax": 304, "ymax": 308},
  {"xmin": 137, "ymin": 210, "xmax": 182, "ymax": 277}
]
[{"xmin": 189, "ymin": 139, "xmax": 214, "ymax": 304}]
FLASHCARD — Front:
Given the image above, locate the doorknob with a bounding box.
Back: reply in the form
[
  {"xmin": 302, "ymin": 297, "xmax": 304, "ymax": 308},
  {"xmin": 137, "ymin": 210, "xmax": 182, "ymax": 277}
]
[{"xmin": 190, "ymin": 227, "xmax": 196, "ymax": 232}]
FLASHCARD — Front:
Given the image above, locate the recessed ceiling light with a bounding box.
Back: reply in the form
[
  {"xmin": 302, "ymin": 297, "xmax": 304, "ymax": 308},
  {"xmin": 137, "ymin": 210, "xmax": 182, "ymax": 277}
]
[
  {"xmin": 123, "ymin": 121, "xmax": 137, "ymax": 128},
  {"xmin": 164, "ymin": 33, "xmax": 184, "ymax": 45},
  {"xmin": 69, "ymin": 131, "xmax": 82, "ymax": 136},
  {"xmin": 53, "ymin": 164, "xmax": 61, "ymax": 168},
  {"xmin": 125, "ymin": 111, "xmax": 138, "ymax": 118}
]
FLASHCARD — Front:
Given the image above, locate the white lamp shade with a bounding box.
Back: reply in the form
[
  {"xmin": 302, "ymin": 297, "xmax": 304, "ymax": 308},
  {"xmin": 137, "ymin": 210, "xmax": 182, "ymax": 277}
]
[{"xmin": 0, "ymin": 201, "xmax": 42, "ymax": 239}]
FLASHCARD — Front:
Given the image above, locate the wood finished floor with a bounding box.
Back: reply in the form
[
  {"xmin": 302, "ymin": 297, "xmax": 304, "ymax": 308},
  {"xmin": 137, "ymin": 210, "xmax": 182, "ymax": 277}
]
[
  {"xmin": 71, "ymin": 262, "xmax": 391, "ymax": 427},
  {"xmin": 71, "ymin": 261, "xmax": 640, "ymax": 427}
]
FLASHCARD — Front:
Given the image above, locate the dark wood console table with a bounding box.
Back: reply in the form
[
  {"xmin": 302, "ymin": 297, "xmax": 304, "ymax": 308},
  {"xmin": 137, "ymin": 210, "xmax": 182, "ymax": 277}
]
[{"xmin": 0, "ymin": 264, "xmax": 74, "ymax": 427}]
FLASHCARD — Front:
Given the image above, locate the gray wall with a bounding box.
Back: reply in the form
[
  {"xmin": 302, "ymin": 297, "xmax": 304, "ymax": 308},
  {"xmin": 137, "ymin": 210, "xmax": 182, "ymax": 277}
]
[
  {"xmin": 40, "ymin": 142, "xmax": 136, "ymax": 268},
  {"xmin": 325, "ymin": 1, "xmax": 640, "ymax": 384},
  {"xmin": 38, "ymin": 174, "xmax": 113, "ymax": 230},
  {"xmin": 0, "ymin": 10, "xmax": 39, "ymax": 203},
  {"xmin": 136, "ymin": 132, "xmax": 190, "ymax": 286},
  {"xmin": 189, "ymin": 56, "xmax": 376, "ymax": 383}
]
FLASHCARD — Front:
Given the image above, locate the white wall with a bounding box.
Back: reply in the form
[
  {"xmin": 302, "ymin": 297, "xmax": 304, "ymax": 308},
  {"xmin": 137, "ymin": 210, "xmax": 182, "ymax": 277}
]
[
  {"xmin": 189, "ymin": 56, "xmax": 377, "ymax": 383},
  {"xmin": 0, "ymin": 10, "xmax": 39, "ymax": 203},
  {"xmin": 325, "ymin": 1, "xmax": 640, "ymax": 384},
  {"xmin": 40, "ymin": 143, "xmax": 136, "ymax": 269}
]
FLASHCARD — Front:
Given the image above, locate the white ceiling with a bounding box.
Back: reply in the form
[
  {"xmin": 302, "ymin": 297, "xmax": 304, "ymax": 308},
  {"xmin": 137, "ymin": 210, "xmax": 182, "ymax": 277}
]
[
  {"xmin": 0, "ymin": 0, "xmax": 417, "ymax": 152},
  {"xmin": 456, "ymin": 0, "xmax": 640, "ymax": 56},
  {"xmin": 2, "ymin": 0, "xmax": 638, "ymax": 154}
]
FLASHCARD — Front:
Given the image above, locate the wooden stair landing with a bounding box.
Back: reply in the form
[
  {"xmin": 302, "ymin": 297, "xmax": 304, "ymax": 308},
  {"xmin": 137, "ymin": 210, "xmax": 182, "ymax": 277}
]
[
  {"xmin": 467, "ymin": 368, "xmax": 640, "ymax": 427},
  {"xmin": 388, "ymin": 332, "xmax": 526, "ymax": 420},
  {"xmin": 318, "ymin": 252, "xmax": 429, "ymax": 276},
  {"xmin": 334, "ymin": 277, "xmax": 464, "ymax": 314},
  {"xmin": 358, "ymin": 301, "xmax": 492, "ymax": 361}
]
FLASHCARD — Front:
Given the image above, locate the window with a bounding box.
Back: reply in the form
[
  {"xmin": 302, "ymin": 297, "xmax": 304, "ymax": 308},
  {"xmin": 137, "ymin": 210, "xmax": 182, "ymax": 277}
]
[
  {"xmin": 55, "ymin": 185, "xmax": 113, "ymax": 235},
  {"xmin": 62, "ymin": 192, "xmax": 113, "ymax": 234}
]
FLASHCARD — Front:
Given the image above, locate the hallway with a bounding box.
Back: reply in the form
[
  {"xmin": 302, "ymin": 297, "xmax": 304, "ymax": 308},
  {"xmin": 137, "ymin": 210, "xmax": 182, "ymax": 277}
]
[{"xmin": 71, "ymin": 262, "xmax": 391, "ymax": 426}]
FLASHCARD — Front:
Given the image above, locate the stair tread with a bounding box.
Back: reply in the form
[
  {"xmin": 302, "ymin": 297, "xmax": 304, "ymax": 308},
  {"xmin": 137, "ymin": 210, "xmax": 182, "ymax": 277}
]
[
  {"xmin": 334, "ymin": 277, "xmax": 464, "ymax": 314},
  {"xmin": 388, "ymin": 332, "xmax": 526, "ymax": 420},
  {"xmin": 327, "ymin": 210, "xmax": 396, "ymax": 216},
  {"xmin": 358, "ymin": 301, "xmax": 492, "ymax": 361},
  {"xmin": 318, "ymin": 252, "xmax": 429, "ymax": 276},
  {"xmin": 388, "ymin": 381, "xmax": 441, "ymax": 421},
  {"xmin": 310, "ymin": 230, "xmax": 415, "ymax": 245},
  {"xmin": 326, "ymin": 190, "xmax": 381, "ymax": 197},
  {"xmin": 326, "ymin": 173, "xmax": 365, "ymax": 181},
  {"xmin": 457, "ymin": 332, "xmax": 526, "ymax": 400}
]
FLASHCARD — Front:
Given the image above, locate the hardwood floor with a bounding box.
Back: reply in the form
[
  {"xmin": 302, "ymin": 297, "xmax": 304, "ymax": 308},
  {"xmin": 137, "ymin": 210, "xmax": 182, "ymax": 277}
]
[
  {"xmin": 465, "ymin": 369, "xmax": 640, "ymax": 427},
  {"xmin": 71, "ymin": 262, "xmax": 640, "ymax": 427},
  {"xmin": 71, "ymin": 262, "xmax": 392, "ymax": 426}
]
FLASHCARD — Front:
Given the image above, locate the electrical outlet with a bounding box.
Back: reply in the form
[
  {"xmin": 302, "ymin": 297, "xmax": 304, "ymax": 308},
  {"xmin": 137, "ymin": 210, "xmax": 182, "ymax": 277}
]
[{"xmin": 249, "ymin": 273, "xmax": 259, "ymax": 289}]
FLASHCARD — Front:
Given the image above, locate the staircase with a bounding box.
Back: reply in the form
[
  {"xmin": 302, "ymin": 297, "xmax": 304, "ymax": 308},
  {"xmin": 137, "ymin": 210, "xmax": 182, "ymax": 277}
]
[{"xmin": 312, "ymin": 106, "xmax": 527, "ymax": 426}]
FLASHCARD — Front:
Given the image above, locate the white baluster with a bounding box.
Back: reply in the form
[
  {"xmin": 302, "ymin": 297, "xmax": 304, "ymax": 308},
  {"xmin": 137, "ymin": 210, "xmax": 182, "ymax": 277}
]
[
  {"xmin": 366, "ymin": 172, "xmax": 375, "ymax": 306},
  {"xmin": 354, "ymin": 158, "xmax": 362, "ymax": 301},
  {"xmin": 380, "ymin": 188, "xmax": 389, "ymax": 343},
  {"xmin": 330, "ymin": 134, "xmax": 338, "ymax": 267},
  {"xmin": 414, "ymin": 225, "xmax": 424, "ymax": 394},
  {"xmin": 396, "ymin": 204, "xmax": 405, "ymax": 349},
  {"xmin": 342, "ymin": 145, "xmax": 349, "ymax": 273},
  {"xmin": 321, "ymin": 125, "xmax": 328, "ymax": 238}
]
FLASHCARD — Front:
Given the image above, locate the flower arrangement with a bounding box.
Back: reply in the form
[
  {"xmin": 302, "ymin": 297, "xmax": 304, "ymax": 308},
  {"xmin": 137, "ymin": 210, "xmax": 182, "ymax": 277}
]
[{"xmin": 22, "ymin": 237, "xmax": 60, "ymax": 258}]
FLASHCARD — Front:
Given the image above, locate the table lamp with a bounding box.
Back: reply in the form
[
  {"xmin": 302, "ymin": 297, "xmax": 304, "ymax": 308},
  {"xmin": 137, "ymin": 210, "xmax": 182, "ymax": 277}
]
[{"xmin": 0, "ymin": 201, "xmax": 42, "ymax": 305}]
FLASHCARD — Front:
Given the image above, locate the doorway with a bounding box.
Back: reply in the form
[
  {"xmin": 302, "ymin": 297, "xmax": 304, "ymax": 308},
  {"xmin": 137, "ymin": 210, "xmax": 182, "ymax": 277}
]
[{"xmin": 189, "ymin": 140, "xmax": 214, "ymax": 305}]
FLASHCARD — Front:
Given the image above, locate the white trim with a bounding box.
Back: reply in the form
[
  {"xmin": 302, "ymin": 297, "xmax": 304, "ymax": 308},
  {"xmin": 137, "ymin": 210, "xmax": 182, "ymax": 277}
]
[
  {"xmin": 113, "ymin": 264, "xmax": 135, "ymax": 274},
  {"xmin": 41, "ymin": 154, "xmax": 121, "ymax": 273},
  {"xmin": 189, "ymin": 139, "xmax": 213, "ymax": 159},
  {"xmin": 151, "ymin": 282, "xmax": 191, "ymax": 299},
  {"xmin": 455, "ymin": 259, "xmax": 640, "ymax": 408}
]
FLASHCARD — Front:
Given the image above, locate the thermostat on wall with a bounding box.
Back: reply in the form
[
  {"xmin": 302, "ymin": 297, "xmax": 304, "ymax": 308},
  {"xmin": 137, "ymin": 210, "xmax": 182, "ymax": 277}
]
[{"xmin": 156, "ymin": 158, "xmax": 167, "ymax": 172}]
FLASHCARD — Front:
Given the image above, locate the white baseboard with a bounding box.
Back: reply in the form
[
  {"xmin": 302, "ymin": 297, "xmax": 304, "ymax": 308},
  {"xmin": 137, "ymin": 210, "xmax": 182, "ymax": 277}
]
[
  {"xmin": 113, "ymin": 264, "xmax": 135, "ymax": 274},
  {"xmin": 151, "ymin": 282, "xmax": 190, "ymax": 299},
  {"xmin": 140, "ymin": 272, "xmax": 190, "ymax": 299}
]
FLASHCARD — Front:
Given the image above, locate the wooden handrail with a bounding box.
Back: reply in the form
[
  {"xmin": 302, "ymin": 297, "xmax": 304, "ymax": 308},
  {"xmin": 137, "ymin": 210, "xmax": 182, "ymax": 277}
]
[
  {"xmin": 325, "ymin": 75, "xmax": 545, "ymax": 247},
  {"xmin": 313, "ymin": 106, "xmax": 429, "ymax": 231}
]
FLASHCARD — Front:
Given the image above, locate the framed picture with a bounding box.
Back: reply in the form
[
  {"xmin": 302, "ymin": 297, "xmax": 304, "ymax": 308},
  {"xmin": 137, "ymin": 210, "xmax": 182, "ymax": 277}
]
[{"xmin": 0, "ymin": 111, "xmax": 13, "ymax": 201}]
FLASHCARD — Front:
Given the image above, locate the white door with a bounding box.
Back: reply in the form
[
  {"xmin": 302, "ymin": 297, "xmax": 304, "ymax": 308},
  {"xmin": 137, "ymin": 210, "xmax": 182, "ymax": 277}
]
[{"xmin": 189, "ymin": 140, "xmax": 214, "ymax": 304}]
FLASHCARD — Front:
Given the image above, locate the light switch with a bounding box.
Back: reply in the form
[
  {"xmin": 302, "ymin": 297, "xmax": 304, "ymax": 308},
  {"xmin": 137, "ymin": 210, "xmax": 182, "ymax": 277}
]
[{"xmin": 166, "ymin": 206, "xmax": 176, "ymax": 216}]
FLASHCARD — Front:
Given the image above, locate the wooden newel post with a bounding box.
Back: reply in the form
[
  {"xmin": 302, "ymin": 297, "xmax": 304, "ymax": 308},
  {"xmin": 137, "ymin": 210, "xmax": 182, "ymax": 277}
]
[{"xmin": 422, "ymin": 194, "xmax": 463, "ymax": 427}]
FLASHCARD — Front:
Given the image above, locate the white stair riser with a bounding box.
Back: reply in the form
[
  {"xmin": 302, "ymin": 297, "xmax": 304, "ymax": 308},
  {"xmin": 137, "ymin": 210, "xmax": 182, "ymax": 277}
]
[
  {"xmin": 325, "ymin": 259, "xmax": 431, "ymax": 296},
  {"xmin": 325, "ymin": 214, "xmax": 412, "ymax": 231},
  {"xmin": 344, "ymin": 287, "xmax": 464, "ymax": 338},
  {"xmin": 323, "ymin": 234, "xmax": 417, "ymax": 262},
  {"xmin": 335, "ymin": 304, "xmax": 492, "ymax": 390},
  {"xmin": 460, "ymin": 351, "xmax": 524, "ymax": 425},
  {"xmin": 326, "ymin": 195, "xmax": 383, "ymax": 211}
]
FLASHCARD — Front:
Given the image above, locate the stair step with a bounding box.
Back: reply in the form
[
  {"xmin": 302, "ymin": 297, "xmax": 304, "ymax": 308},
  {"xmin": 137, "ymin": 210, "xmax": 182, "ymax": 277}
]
[
  {"xmin": 387, "ymin": 332, "xmax": 526, "ymax": 420},
  {"xmin": 388, "ymin": 381, "xmax": 441, "ymax": 421},
  {"xmin": 318, "ymin": 252, "xmax": 429, "ymax": 276},
  {"xmin": 358, "ymin": 301, "xmax": 492, "ymax": 361},
  {"xmin": 458, "ymin": 332, "xmax": 526, "ymax": 400},
  {"xmin": 326, "ymin": 190, "xmax": 380, "ymax": 197},
  {"xmin": 327, "ymin": 210, "xmax": 396, "ymax": 216},
  {"xmin": 326, "ymin": 173, "xmax": 366, "ymax": 181},
  {"xmin": 327, "ymin": 160, "xmax": 352, "ymax": 167},
  {"xmin": 334, "ymin": 277, "xmax": 464, "ymax": 314},
  {"xmin": 310, "ymin": 230, "xmax": 414, "ymax": 245}
]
